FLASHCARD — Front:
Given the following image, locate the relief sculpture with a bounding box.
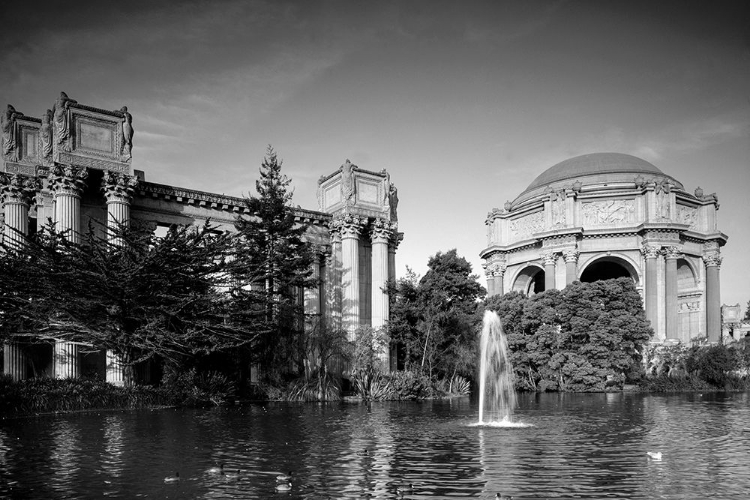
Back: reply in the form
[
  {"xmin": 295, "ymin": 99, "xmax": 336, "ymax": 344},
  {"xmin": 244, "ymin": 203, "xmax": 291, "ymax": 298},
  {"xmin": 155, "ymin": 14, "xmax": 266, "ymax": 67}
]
[
  {"xmin": 581, "ymin": 200, "xmax": 635, "ymax": 226},
  {"xmin": 510, "ymin": 211, "xmax": 544, "ymax": 238},
  {"xmin": 677, "ymin": 205, "xmax": 697, "ymax": 229}
]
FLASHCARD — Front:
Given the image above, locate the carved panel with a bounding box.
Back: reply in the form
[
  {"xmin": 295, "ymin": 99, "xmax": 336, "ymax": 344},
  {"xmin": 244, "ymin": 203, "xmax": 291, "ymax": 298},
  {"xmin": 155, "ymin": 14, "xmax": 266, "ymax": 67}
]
[
  {"xmin": 677, "ymin": 204, "xmax": 698, "ymax": 229},
  {"xmin": 20, "ymin": 127, "xmax": 39, "ymax": 162},
  {"xmin": 58, "ymin": 152, "xmax": 129, "ymax": 173},
  {"xmin": 510, "ymin": 211, "xmax": 544, "ymax": 238},
  {"xmin": 3, "ymin": 162, "xmax": 36, "ymax": 176},
  {"xmin": 75, "ymin": 117, "xmax": 116, "ymax": 156},
  {"xmin": 581, "ymin": 200, "xmax": 635, "ymax": 226},
  {"xmin": 356, "ymin": 178, "xmax": 381, "ymax": 205},
  {"xmin": 323, "ymin": 183, "xmax": 342, "ymax": 208}
]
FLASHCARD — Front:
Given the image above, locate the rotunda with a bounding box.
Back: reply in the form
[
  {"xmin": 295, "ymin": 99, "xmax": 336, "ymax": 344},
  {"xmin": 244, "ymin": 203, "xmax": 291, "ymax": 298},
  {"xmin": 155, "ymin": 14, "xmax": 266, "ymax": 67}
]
[{"xmin": 480, "ymin": 152, "xmax": 727, "ymax": 342}]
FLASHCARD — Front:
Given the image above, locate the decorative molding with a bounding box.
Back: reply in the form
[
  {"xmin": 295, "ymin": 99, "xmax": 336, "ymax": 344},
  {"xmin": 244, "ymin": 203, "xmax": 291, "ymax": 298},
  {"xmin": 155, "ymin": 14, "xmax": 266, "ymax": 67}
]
[
  {"xmin": 641, "ymin": 244, "xmax": 661, "ymax": 259},
  {"xmin": 563, "ymin": 249, "xmax": 579, "ymax": 264},
  {"xmin": 0, "ymin": 173, "xmax": 39, "ymax": 206},
  {"xmin": 676, "ymin": 204, "xmax": 698, "ymax": 229},
  {"xmin": 663, "ymin": 245, "xmax": 682, "ymax": 260},
  {"xmin": 48, "ymin": 165, "xmax": 88, "ymax": 198},
  {"xmin": 102, "ymin": 171, "xmax": 138, "ymax": 203},
  {"xmin": 541, "ymin": 251, "xmax": 558, "ymax": 267},
  {"xmin": 702, "ymin": 251, "xmax": 722, "ymax": 268},
  {"xmin": 581, "ymin": 199, "xmax": 635, "ymax": 226},
  {"xmin": 58, "ymin": 152, "xmax": 130, "ymax": 173},
  {"xmin": 3, "ymin": 162, "xmax": 37, "ymax": 176},
  {"xmin": 338, "ymin": 213, "xmax": 366, "ymax": 239},
  {"xmin": 370, "ymin": 217, "xmax": 393, "ymax": 243},
  {"xmin": 510, "ymin": 210, "xmax": 544, "ymax": 238}
]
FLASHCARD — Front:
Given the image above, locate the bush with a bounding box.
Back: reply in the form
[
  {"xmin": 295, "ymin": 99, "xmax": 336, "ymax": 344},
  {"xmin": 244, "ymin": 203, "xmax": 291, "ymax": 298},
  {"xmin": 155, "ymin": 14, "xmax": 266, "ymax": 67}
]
[
  {"xmin": 686, "ymin": 344, "xmax": 739, "ymax": 387},
  {"xmin": 160, "ymin": 367, "xmax": 236, "ymax": 406}
]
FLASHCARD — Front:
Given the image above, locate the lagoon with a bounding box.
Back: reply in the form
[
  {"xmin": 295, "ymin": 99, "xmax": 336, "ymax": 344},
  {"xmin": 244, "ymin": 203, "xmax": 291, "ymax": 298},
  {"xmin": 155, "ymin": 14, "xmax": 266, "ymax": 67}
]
[{"xmin": 1, "ymin": 392, "xmax": 749, "ymax": 499}]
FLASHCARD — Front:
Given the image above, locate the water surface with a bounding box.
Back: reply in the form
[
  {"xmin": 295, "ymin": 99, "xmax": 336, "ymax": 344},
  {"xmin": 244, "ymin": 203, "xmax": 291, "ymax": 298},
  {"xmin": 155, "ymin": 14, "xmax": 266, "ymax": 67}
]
[{"xmin": 1, "ymin": 392, "xmax": 749, "ymax": 499}]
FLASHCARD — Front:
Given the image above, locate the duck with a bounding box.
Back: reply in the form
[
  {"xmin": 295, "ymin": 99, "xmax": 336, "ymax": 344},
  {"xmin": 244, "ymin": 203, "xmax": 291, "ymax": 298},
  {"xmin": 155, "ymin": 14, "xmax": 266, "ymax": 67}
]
[
  {"xmin": 207, "ymin": 463, "xmax": 225, "ymax": 475},
  {"xmin": 647, "ymin": 451, "xmax": 663, "ymax": 460},
  {"xmin": 164, "ymin": 472, "xmax": 180, "ymax": 483},
  {"xmin": 275, "ymin": 481, "xmax": 292, "ymax": 492},
  {"xmin": 496, "ymin": 494, "xmax": 513, "ymax": 500},
  {"xmin": 222, "ymin": 469, "xmax": 242, "ymax": 480},
  {"xmin": 276, "ymin": 471, "xmax": 293, "ymax": 482},
  {"xmin": 396, "ymin": 483, "xmax": 414, "ymax": 495}
]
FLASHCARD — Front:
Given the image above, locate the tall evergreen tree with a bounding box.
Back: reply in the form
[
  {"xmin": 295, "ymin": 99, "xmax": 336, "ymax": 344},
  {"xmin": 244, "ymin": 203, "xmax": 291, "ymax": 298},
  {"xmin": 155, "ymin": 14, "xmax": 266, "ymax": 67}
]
[{"xmin": 229, "ymin": 146, "xmax": 316, "ymax": 380}]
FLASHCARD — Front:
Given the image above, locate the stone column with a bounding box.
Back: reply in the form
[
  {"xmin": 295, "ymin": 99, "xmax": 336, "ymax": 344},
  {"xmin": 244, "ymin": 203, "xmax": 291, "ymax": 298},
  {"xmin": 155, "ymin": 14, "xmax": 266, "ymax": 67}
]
[
  {"xmin": 703, "ymin": 251, "xmax": 722, "ymax": 342},
  {"xmin": 563, "ymin": 249, "xmax": 579, "ymax": 286},
  {"xmin": 101, "ymin": 172, "xmax": 138, "ymax": 385},
  {"xmin": 304, "ymin": 249, "xmax": 322, "ymax": 325},
  {"xmin": 48, "ymin": 165, "xmax": 87, "ymax": 244},
  {"xmin": 664, "ymin": 246, "xmax": 680, "ymax": 340},
  {"xmin": 48, "ymin": 165, "xmax": 88, "ymax": 379},
  {"xmin": 339, "ymin": 215, "xmax": 365, "ymax": 338},
  {"xmin": 1, "ymin": 174, "xmax": 37, "ymax": 381},
  {"xmin": 327, "ymin": 221, "xmax": 343, "ymax": 332},
  {"xmin": 542, "ymin": 252, "xmax": 557, "ymax": 291},
  {"xmin": 483, "ymin": 263, "xmax": 495, "ymax": 297},
  {"xmin": 641, "ymin": 244, "xmax": 661, "ymax": 337},
  {"xmin": 371, "ymin": 218, "xmax": 392, "ymax": 371},
  {"xmin": 388, "ymin": 233, "xmax": 401, "ymax": 284},
  {"xmin": 493, "ymin": 262, "xmax": 506, "ymax": 296}
]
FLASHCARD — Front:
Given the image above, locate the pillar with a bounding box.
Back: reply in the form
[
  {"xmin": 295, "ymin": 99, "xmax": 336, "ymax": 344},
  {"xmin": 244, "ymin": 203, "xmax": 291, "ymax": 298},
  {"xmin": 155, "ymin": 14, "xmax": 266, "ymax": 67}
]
[
  {"xmin": 484, "ymin": 263, "xmax": 495, "ymax": 297},
  {"xmin": 102, "ymin": 172, "xmax": 138, "ymax": 385},
  {"xmin": 370, "ymin": 218, "xmax": 392, "ymax": 371},
  {"xmin": 664, "ymin": 246, "xmax": 680, "ymax": 340},
  {"xmin": 563, "ymin": 250, "xmax": 579, "ymax": 286},
  {"xmin": 327, "ymin": 221, "xmax": 343, "ymax": 332},
  {"xmin": 304, "ymin": 249, "xmax": 322, "ymax": 325},
  {"xmin": 542, "ymin": 252, "xmax": 557, "ymax": 291},
  {"xmin": 493, "ymin": 262, "xmax": 506, "ymax": 296},
  {"xmin": 339, "ymin": 215, "xmax": 365, "ymax": 338},
  {"xmin": 49, "ymin": 165, "xmax": 88, "ymax": 378},
  {"xmin": 642, "ymin": 244, "xmax": 660, "ymax": 338},
  {"xmin": 703, "ymin": 251, "xmax": 722, "ymax": 342},
  {"xmin": 1, "ymin": 174, "xmax": 36, "ymax": 381}
]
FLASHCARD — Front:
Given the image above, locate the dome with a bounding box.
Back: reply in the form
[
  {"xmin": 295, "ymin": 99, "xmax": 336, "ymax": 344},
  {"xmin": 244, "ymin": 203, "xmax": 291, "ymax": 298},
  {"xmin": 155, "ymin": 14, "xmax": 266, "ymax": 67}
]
[{"xmin": 512, "ymin": 152, "xmax": 682, "ymax": 206}]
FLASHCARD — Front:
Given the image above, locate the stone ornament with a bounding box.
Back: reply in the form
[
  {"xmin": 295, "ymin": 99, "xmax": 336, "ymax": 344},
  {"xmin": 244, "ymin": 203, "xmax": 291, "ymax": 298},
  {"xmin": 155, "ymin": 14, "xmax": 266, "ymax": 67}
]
[
  {"xmin": 338, "ymin": 213, "xmax": 365, "ymax": 238},
  {"xmin": 40, "ymin": 109, "xmax": 53, "ymax": 160},
  {"xmin": 541, "ymin": 251, "xmax": 557, "ymax": 267},
  {"xmin": 120, "ymin": 106, "xmax": 134, "ymax": 160},
  {"xmin": 562, "ymin": 249, "xmax": 579, "ymax": 264},
  {"xmin": 551, "ymin": 189, "xmax": 566, "ymax": 227},
  {"xmin": 370, "ymin": 217, "xmax": 393, "ymax": 243},
  {"xmin": 52, "ymin": 92, "xmax": 77, "ymax": 155},
  {"xmin": 340, "ymin": 160, "xmax": 356, "ymax": 207},
  {"xmin": 48, "ymin": 165, "xmax": 88, "ymax": 197},
  {"xmin": 702, "ymin": 251, "xmax": 722, "ymax": 268},
  {"xmin": 581, "ymin": 200, "xmax": 635, "ymax": 226},
  {"xmin": 641, "ymin": 244, "xmax": 661, "ymax": 259},
  {"xmin": 694, "ymin": 186, "xmax": 704, "ymax": 198},
  {"xmin": 676, "ymin": 205, "xmax": 698, "ymax": 229},
  {"xmin": 663, "ymin": 245, "xmax": 682, "ymax": 260},
  {"xmin": 510, "ymin": 211, "xmax": 544, "ymax": 238},
  {"xmin": 102, "ymin": 171, "xmax": 138, "ymax": 203},
  {"xmin": 0, "ymin": 173, "xmax": 39, "ymax": 206},
  {"xmin": 2, "ymin": 104, "xmax": 22, "ymax": 160}
]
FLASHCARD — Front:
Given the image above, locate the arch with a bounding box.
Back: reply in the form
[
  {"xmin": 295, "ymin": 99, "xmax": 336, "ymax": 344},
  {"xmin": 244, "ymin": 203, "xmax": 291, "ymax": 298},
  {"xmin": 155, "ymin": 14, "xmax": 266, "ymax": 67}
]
[
  {"xmin": 677, "ymin": 258, "xmax": 698, "ymax": 291},
  {"xmin": 579, "ymin": 254, "xmax": 640, "ymax": 285},
  {"xmin": 511, "ymin": 264, "xmax": 545, "ymax": 295}
]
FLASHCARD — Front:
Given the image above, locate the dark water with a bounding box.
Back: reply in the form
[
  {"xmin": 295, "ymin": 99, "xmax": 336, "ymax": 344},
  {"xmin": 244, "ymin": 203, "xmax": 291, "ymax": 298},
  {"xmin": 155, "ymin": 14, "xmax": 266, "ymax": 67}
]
[{"xmin": 1, "ymin": 392, "xmax": 749, "ymax": 499}]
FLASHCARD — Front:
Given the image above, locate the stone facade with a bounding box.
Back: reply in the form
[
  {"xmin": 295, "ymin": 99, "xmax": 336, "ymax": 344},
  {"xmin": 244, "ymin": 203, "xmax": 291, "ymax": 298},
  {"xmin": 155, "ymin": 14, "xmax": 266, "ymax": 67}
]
[
  {"xmin": 481, "ymin": 153, "xmax": 727, "ymax": 343},
  {"xmin": 1, "ymin": 94, "xmax": 402, "ymax": 381}
]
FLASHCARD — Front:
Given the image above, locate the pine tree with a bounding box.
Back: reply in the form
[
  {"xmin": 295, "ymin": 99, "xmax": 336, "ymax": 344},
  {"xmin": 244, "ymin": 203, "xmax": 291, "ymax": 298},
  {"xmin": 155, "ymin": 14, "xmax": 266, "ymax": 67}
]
[{"xmin": 229, "ymin": 146, "xmax": 316, "ymax": 380}]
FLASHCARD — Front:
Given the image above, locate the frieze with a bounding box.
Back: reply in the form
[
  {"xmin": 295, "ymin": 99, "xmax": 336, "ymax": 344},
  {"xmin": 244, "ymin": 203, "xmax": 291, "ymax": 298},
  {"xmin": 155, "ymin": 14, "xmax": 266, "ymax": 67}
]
[
  {"xmin": 57, "ymin": 152, "xmax": 130, "ymax": 173},
  {"xmin": 510, "ymin": 210, "xmax": 544, "ymax": 238},
  {"xmin": 3, "ymin": 162, "xmax": 37, "ymax": 176},
  {"xmin": 642, "ymin": 229, "xmax": 680, "ymax": 242},
  {"xmin": 678, "ymin": 301, "xmax": 701, "ymax": 312},
  {"xmin": 542, "ymin": 234, "xmax": 578, "ymax": 248},
  {"xmin": 676, "ymin": 204, "xmax": 697, "ymax": 228},
  {"xmin": 581, "ymin": 199, "xmax": 635, "ymax": 226}
]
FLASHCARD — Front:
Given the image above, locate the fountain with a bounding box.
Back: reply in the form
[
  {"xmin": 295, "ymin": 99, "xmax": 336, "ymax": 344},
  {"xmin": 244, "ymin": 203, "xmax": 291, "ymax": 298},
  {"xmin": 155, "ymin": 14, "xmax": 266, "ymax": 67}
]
[{"xmin": 477, "ymin": 310, "xmax": 517, "ymax": 425}]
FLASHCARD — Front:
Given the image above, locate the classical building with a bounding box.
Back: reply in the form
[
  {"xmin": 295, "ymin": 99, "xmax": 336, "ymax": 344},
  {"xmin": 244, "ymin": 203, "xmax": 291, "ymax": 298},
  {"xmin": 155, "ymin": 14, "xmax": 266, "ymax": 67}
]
[
  {"xmin": 481, "ymin": 152, "xmax": 727, "ymax": 343},
  {"xmin": 1, "ymin": 94, "xmax": 402, "ymax": 382}
]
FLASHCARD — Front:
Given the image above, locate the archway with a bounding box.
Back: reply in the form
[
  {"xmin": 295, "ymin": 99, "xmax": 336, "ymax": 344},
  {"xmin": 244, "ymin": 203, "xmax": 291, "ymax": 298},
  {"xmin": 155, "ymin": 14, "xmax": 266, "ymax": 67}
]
[
  {"xmin": 512, "ymin": 265, "xmax": 545, "ymax": 295},
  {"xmin": 579, "ymin": 256, "xmax": 638, "ymax": 284}
]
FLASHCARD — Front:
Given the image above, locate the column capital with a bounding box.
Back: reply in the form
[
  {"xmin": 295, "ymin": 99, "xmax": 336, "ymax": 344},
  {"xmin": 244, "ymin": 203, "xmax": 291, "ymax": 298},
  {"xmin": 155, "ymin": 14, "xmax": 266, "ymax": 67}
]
[
  {"xmin": 102, "ymin": 171, "xmax": 138, "ymax": 203},
  {"xmin": 389, "ymin": 231, "xmax": 403, "ymax": 251},
  {"xmin": 1, "ymin": 173, "xmax": 39, "ymax": 206},
  {"xmin": 663, "ymin": 245, "xmax": 683, "ymax": 260},
  {"xmin": 640, "ymin": 243, "xmax": 661, "ymax": 259},
  {"xmin": 48, "ymin": 165, "xmax": 87, "ymax": 197},
  {"xmin": 541, "ymin": 251, "xmax": 557, "ymax": 266},
  {"xmin": 490, "ymin": 262, "xmax": 506, "ymax": 277},
  {"xmin": 370, "ymin": 217, "xmax": 393, "ymax": 244},
  {"xmin": 562, "ymin": 249, "xmax": 579, "ymax": 264},
  {"xmin": 338, "ymin": 214, "xmax": 366, "ymax": 239},
  {"xmin": 702, "ymin": 251, "xmax": 722, "ymax": 268}
]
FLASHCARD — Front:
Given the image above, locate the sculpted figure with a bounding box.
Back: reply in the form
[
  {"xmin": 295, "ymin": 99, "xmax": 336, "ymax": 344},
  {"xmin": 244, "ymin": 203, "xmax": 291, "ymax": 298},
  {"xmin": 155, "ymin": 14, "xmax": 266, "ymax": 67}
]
[
  {"xmin": 2, "ymin": 104, "xmax": 20, "ymax": 158},
  {"xmin": 389, "ymin": 183, "xmax": 399, "ymax": 222},
  {"xmin": 121, "ymin": 106, "xmax": 133, "ymax": 159},
  {"xmin": 341, "ymin": 160, "xmax": 356, "ymax": 206},
  {"xmin": 382, "ymin": 170, "xmax": 391, "ymax": 207},
  {"xmin": 40, "ymin": 109, "xmax": 53, "ymax": 159},
  {"xmin": 52, "ymin": 91, "xmax": 76, "ymax": 149},
  {"xmin": 552, "ymin": 190, "xmax": 566, "ymax": 226}
]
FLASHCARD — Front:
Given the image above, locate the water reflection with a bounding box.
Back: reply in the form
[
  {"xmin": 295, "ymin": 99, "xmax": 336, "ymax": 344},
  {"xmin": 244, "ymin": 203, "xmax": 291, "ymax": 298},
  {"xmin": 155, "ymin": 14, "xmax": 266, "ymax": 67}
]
[{"xmin": 1, "ymin": 393, "xmax": 750, "ymax": 499}]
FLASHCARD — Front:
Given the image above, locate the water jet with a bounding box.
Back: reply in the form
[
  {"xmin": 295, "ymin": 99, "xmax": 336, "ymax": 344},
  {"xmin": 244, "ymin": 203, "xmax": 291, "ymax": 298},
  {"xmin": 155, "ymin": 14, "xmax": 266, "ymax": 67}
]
[{"xmin": 478, "ymin": 310, "xmax": 516, "ymax": 424}]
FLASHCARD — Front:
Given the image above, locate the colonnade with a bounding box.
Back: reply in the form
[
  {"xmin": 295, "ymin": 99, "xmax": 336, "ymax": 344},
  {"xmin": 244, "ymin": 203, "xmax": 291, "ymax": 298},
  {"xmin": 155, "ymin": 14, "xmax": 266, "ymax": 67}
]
[{"xmin": 1, "ymin": 166, "xmax": 138, "ymax": 383}]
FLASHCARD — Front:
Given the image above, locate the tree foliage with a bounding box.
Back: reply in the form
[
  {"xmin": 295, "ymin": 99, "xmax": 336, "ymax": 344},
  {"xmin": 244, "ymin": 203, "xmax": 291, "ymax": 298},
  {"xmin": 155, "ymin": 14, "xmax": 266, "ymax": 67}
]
[
  {"xmin": 227, "ymin": 146, "xmax": 316, "ymax": 380},
  {"xmin": 388, "ymin": 249, "xmax": 485, "ymax": 380},
  {"xmin": 485, "ymin": 278, "xmax": 654, "ymax": 391}
]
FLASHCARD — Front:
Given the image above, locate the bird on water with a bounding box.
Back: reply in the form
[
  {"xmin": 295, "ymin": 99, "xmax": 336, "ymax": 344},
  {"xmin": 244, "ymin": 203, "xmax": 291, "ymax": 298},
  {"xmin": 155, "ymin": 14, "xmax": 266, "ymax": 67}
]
[
  {"xmin": 276, "ymin": 471, "xmax": 293, "ymax": 482},
  {"xmin": 164, "ymin": 472, "xmax": 180, "ymax": 483}
]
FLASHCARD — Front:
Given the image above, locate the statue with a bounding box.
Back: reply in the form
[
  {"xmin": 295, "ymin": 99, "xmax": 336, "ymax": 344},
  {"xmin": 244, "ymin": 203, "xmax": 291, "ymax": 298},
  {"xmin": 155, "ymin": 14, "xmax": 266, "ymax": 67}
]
[
  {"xmin": 40, "ymin": 109, "xmax": 53, "ymax": 159},
  {"xmin": 389, "ymin": 183, "xmax": 399, "ymax": 222},
  {"xmin": 121, "ymin": 106, "xmax": 133, "ymax": 160},
  {"xmin": 382, "ymin": 170, "xmax": 391, "ymax": 207},
  {"xmin": 2, "ymin": 104, "xmax": 21, "ymax": 159},
  {"xmin": 552, "ymin": 189, "xmax": 566, "ymax": 226},
  {"xmin": 341, "ymin": 160, "xmax": 355, "ymax": 206},
  {"xmin": 52, "ymin": 91, "xmax": 76, "ymax": 150}
]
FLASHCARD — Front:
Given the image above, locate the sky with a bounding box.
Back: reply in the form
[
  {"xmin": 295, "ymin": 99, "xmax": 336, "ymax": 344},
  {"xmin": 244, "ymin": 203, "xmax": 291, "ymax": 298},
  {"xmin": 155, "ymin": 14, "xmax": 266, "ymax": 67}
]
[{"xmin": 2, "ymin": 1, "xmax": 749, "ymax": 312}]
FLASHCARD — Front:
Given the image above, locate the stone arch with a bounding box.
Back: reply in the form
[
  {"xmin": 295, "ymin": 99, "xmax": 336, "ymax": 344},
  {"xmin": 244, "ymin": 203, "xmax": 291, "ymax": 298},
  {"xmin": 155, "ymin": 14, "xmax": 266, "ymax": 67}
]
[
  {"xmin": 511, "ymin": 264, "xmax": 545, "ymax": 295},
  {"xmin": 579, "ymin": 254, "xmax": 640, "ymax": 285},
  {"xmin": 677, "ymin": 258, "xmax": 698, "ymax": 291}
]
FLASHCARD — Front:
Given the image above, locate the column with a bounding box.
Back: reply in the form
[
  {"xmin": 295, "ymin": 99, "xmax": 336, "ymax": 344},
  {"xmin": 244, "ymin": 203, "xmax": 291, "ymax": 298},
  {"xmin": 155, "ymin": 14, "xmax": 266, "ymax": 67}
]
[
  {"xmin": 703, "ymin": 251, "xmax": 722, "ymax": 342},
  {"xmin": 339, "ymin": 214, "xmax": 365, "ymax": 339},
  {"xmin": 641, "ymin": 244, "xmax": 660, "ymax": 338},
  {"xmin": 493, "ymin": 262, "xmax": 506, "ymax": 296},
  {"xmin": 664, "ymin": 246, "xmax": 680, "ymax": 340},
  {"xmin": 304, "ymin": 249, "xmax": 322, "ymax": 326},
  {"xmin": 542, "ymin": 252, "xmax": 557, "ymax": 291},
  {"xmin": 102, "ymin": 172, "xmax": 138, "ymax": 386},
  {"xmin": 483, "ymin": 263, "xmax": 495, "ymax": 297},
  {"xmin": 1, "ymin": 174, "xmax": 36, "ymax": 381},
  {"xmin": 371, "ymin": 218, "xmax": 392, "ymax": 371},
  {"xmin": 327, "ymin": 221, "xmax": 343, "ymax": 332},
  {"xmin": 387, "ymin": 232, "xmax": 401, "ymax": 372},
  {"xmin": 48, "ymin": 165, "xmax": 88, "ymax": 378},
  {"xmin": 563, "ymin": 250, "xmax": 579, "ymax": 286}
]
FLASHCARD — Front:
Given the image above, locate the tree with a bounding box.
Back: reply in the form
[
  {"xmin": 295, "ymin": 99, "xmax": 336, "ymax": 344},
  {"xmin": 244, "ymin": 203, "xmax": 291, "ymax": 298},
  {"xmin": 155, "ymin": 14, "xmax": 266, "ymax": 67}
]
[
  {"xmin": 388, "ymin": 249, "xmax": 485, "ymax": 380},
  {"xmin": 744, "ymin": 300, "xmax": 750, "ymax": 322},
  {"xmin": 0, "ymin": 220, "xmax": 249, "ymax": 371},
  {"xmin": 228, "ymin": 146, "xmax": 316, "ymax": 380}
]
